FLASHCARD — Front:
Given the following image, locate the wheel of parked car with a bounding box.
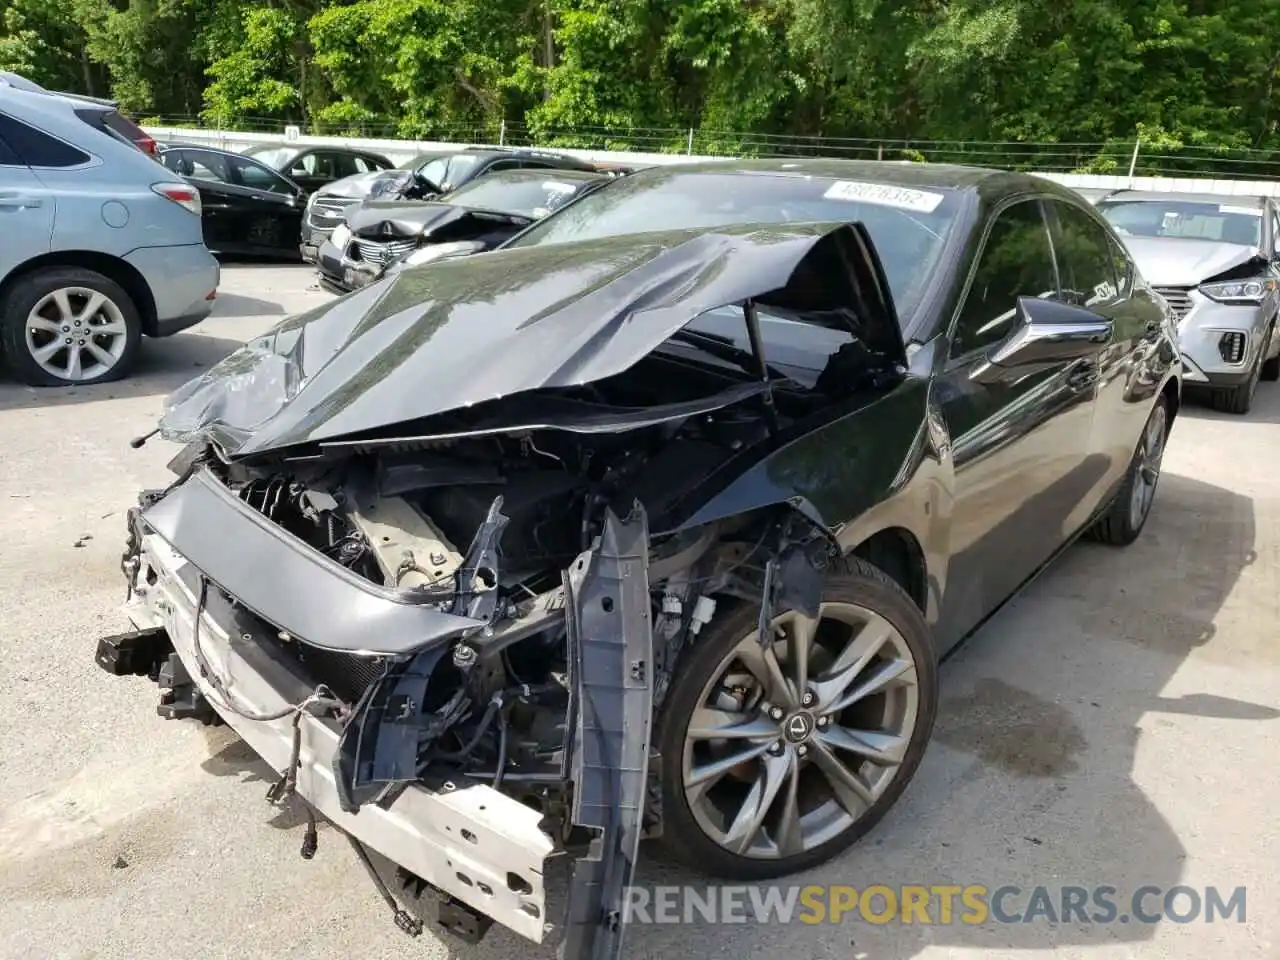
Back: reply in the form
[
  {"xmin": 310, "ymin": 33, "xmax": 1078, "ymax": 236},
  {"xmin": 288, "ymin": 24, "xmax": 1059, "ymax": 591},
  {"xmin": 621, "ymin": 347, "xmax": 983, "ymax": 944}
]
[
  {"xmin": 0, "ymin": 267, "xmax": 142, "ymax": 386},
  {"xmin": 1210, "ymin": 344, "xmax": 1262, "ymax": 415},
  {"xmin": 1088, "ymin": 395, "xmax": 1170, "ymax": 546},
  {"xmin": 1260, "ymin": 321, "xmax": 1280, "ymax": 382},
  {"xmin": 654, "ymin": 557, "xmax": 939, "ymax": 880}
]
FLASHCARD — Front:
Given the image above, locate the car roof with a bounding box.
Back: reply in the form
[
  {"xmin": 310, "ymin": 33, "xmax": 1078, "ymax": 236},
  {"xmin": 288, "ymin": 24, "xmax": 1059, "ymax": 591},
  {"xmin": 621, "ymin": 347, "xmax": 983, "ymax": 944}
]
[
  {"xmin": 461, "ymin": 168, "xmax": 605, "ymax": 185},
  {"xmin": 244, "ymin": 142, "xmax": 383, "ymax": 157},
  {"xmin": 629, "ymin": 157, "xmax": 1045, "ymax": 192},
  {"xmin": 159, "ymin": 142, "xmax": 244, "ymax": 156},
  {"xmin": 1100, "ymin": 190, "xmax": 1268, "ymax": 207},
  {"xmin": 459, "ymin": 146, "xmax": 599, "ymax": 168}
]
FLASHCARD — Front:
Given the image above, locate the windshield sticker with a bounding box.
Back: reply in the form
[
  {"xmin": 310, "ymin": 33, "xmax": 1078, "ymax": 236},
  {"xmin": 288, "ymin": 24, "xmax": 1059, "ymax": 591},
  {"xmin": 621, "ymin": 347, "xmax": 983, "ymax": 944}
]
[
  {"xmin": 823, "ymin": 180, "xmax": 945, "ymax": 213},
  {"xmin": 1219, "ymin": 204, "xmax": 1262, "ymax": 217}
]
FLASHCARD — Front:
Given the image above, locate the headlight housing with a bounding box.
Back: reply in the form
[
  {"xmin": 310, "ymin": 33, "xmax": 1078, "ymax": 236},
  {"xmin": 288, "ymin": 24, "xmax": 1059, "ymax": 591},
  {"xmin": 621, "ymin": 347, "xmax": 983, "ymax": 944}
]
[
  {"xmin": 399, "ymin": 241, "xmax": 483, "ymax": 267},
  {"xmin": 1198, "ymin": 276, "xmax": 1275, "ymax": 303},
  {"xmin": 329, "ymin": 222, "xmax": 352, "ymax": 251}
]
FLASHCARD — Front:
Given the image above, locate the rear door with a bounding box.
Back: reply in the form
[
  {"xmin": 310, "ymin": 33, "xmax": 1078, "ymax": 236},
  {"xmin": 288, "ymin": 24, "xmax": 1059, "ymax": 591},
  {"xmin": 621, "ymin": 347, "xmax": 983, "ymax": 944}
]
[
  {"xmin": 1045, "ymin": 197, "xmax": 1159, "ymax": 524},
  {"xmin": 0, "ymin": 113, "xmax": 63, "ymax": 269},
  {"xmin": 934, "ymin": 197, "xmax": 1101, "ymax": 644}
]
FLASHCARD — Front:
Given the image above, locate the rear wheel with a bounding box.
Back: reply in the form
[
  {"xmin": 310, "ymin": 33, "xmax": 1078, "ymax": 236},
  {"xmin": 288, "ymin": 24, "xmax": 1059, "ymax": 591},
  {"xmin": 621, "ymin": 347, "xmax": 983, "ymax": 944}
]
[
  {"xmin": 1089, "ymin": 396, "xmax": 1169, "ymax": 546},
  {"xmin": 0, "ymin": 267, "xmax": 142, "ymax": 386},
  {"xmin": 655, "ymin": 558, "xmax": 938, "ymax": 880}
]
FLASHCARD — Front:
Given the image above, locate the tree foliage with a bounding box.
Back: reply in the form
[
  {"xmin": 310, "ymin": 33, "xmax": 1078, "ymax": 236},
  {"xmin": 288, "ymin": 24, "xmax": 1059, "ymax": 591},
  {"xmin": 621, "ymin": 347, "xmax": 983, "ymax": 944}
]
[{"xmin": 3, "ymin": 0, "xmax": 1280, "ymax": 173}]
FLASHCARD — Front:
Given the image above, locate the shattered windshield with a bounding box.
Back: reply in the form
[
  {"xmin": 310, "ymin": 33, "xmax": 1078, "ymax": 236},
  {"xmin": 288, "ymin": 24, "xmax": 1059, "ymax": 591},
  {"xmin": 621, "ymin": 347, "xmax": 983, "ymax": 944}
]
[
  {"xmin": 1099, "ymin": 200, "xmax": 1263, "ymax": 246},
  {"xmin": 444, "ymin": 175, "xmax": 590, "ymax": 218},
  {"xmin": 417, "ymin": 154, "xmax": 482, "ymax": 191},
  {"xmin": 505, "ymin": 169, "xmax": 962, "ymax": 319}
]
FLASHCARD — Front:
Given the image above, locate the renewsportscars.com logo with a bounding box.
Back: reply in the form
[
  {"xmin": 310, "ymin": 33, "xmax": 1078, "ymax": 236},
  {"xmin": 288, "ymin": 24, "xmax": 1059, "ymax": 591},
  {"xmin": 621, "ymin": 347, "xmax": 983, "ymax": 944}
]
[{"xmin": 622, "ymin": 884, "xmax": 1248, "ymax": 926}]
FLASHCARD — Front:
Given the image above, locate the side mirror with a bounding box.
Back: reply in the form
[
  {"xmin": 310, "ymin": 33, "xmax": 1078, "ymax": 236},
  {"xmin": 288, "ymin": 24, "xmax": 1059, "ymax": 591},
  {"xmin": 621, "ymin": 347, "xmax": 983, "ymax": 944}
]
[{"xmin": 970, "ymin": 296, "xmax": 1112, "ymax": 384}]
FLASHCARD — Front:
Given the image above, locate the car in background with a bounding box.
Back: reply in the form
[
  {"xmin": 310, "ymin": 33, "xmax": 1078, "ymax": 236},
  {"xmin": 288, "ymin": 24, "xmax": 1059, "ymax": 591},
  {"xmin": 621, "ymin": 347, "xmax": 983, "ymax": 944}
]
[
  {"xmin": 0, "ymin": 77, "xmax": 218, "ymax": 386},
  {"xmin": 241, "ymin": 143, "xmax": 394, "ymax": 194},
  {"xmin": 316, "ymin": 168, "xmax": 612, "ymax": 291},
  {"xmin": 100, "ymin": 160, "xmax": 1179, "ymax": 956},
  {"xmin": 299, "ymin": 147, "xmax": 603, "ymax": 263},
  {"xmin": 1068, "ymin": 186, "xmax": 1111, "ymax": 205},
  {"xmin": 159, "ymin": 143, "xmax": 307, "ymax": 259},
  {"xmin": 1097, "ymin": 190, "xmax": 1280, "ymax": 414},
  {"xmin": 299, "ymin": 150, "xmax": 454, "ymax": 262}
]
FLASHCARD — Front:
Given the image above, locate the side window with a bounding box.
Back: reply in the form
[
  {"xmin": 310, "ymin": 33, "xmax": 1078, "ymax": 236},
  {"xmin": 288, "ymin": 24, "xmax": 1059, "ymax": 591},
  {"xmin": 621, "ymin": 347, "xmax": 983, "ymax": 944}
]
[
  {"xmin": 1107, "ymin": 236, "xmax": 1134, "ymax": 295},
  {"xmin": 328, "ymin": 154, "xmax": 359, "ymax": 178},
  {"xmin": 185, "ymin": 150, "xmax": 231, "ymax": 183},
  {"xmin": 0, "ymin": 131, "xmax": 21, "ymax": 166},
  {"xmin": 0, "ymin": 112, "xmax": 90, "ymax": 168},
  {"xmin": 353, "ymin": 155, "xmax": 381, "ymax": 173},
  {"xmin": 1051, "ymin": 201, "xmax": 1119, "ymax": 307},
  {"xmin": 950, "ymin": 200, "xmax": 1058, "ymax": 357},
  {"xmin": 230, "ymin": 156, "xmax": 294, "ymax": 194}
]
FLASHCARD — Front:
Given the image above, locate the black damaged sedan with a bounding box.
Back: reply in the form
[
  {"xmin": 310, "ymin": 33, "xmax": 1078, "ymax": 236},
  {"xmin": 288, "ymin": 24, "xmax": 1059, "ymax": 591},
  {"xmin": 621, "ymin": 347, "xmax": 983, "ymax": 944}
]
[{"xmin": 98, "ymin": 160, "xmax": 1180, "ymax": 959}]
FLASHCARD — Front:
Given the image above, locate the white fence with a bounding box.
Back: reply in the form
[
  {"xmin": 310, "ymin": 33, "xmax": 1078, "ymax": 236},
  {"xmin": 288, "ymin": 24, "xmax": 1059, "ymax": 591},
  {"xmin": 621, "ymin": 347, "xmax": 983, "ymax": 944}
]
[{"xmin": 143, "ymin": 125, "xmax": 1280, "ymax": 198}]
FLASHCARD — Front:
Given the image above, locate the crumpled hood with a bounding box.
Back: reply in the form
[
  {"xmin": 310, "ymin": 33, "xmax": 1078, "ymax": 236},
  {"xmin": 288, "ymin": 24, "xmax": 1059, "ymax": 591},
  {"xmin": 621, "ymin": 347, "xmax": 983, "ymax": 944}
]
[
  {"xmin": 346, "ymin": 200, "xmax": 525, "ymax": 240},
  {"xmin": 158, "ymin": 221, "xmax": 901, "ymax": 458},
  {"xmin": 318, "ymin": 169, "xmax": 410, "ymax": 201},
  {"xmin": 1121, "ymin": 236, "xmax": 1261, "ymax": 286}
]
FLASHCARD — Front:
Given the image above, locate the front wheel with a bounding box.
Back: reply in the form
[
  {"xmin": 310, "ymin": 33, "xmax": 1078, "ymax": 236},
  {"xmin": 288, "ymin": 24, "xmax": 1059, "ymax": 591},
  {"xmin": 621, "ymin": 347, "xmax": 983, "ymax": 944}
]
[
  {"xmin": 655, "ymin": 557, "xmax": 938, "ymax": 881},
  {"xmin": 1088, "ymin": 395, "xmax": 1169, "ymax": 546}
]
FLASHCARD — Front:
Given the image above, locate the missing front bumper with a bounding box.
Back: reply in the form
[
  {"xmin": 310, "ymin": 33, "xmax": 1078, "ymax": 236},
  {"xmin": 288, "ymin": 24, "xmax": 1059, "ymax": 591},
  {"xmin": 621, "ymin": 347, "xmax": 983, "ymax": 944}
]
[
  {"xmin": 112, "ymin": 532, "xmax": 555, "ymax": 943},
  {"xmin": 98, "ymin": 477, "xmax": 655, "ymax": 960}
]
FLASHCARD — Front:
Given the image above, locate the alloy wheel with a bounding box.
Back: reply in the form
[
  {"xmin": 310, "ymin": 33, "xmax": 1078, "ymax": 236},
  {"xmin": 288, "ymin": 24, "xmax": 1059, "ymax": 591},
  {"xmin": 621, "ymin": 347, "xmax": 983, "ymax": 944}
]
[
  {"xmin": 680, "ymin": 603, "xmax": 920, "ymax": 860},
  {"xmin": 23, "ymin": 287, "xmax": 129, "ymax": 383},
  {"xmin": 1129, "ymin": 402, "xmax": 1168, "ymax": 528}
]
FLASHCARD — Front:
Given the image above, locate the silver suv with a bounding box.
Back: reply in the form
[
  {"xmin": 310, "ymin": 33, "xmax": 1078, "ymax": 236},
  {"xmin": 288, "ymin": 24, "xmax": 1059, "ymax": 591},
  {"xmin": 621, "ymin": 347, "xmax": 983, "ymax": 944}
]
[
  {"xmin": 1097, "ymin": 191, "xmax": 1280, "ymax": 414},
  {"xmin": 0, "ymin": 76, "xmax": 219, "ymax": 386}
]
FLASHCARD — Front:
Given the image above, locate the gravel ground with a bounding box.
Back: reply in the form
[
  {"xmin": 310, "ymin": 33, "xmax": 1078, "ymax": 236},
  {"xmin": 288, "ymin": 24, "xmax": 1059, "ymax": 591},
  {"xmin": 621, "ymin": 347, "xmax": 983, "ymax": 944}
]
[{"xmin": 0, "ymin": 264, "xmax": 1276, "ymax": 960}]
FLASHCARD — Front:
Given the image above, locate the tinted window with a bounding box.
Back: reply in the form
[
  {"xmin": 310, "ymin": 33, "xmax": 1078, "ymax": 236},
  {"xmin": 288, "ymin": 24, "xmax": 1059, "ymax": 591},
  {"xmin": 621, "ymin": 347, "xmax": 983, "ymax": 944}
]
[
  {"xmin": 1108, "ymin": 237, "xmax": 1134, "ymax": 295},
  {"xmin": 1099, "ymin": 199, "xmax": 1262, "ymax": 246},
  {"xmin": 951, "ymin": 200, "xmax": 1057, "ymax": 356},
  {"xmin": 0, "ymin": 131, "xmax": 20, "ymax": 166},
  {"xmin": 506, "ymin": 169, "xmax": 963, "ymax": 319},
  {"xmin": 230, "ymin": 155, "xmax": 295, "ymax": 194},
  {"xmin": 1052, "ymin": 201, "xmax": 1118, "ymax": 307},
  {"xmin": 0, "ymin": 112, "xmax": 90, "ymax": 167},
  {"xmin": 167, "ymin": 149, "xmax": 230, "ymax": 182},
  {"xmin": 354, "ymin": 155, "xmax": 387, "ymax": 173}
]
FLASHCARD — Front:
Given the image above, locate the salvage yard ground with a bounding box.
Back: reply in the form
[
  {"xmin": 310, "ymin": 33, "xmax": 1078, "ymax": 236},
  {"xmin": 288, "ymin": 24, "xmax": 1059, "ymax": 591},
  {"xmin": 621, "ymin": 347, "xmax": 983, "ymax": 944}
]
[{"xmin": 0, "ymin": 265, "xmax": 1276, "ymax": 960}]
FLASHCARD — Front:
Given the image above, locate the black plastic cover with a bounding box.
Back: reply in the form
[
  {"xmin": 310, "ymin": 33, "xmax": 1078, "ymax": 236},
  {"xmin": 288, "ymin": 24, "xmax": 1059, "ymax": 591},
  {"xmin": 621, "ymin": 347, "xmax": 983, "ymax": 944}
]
[{"xmin": 559, "ymin": 504, "xmax": 653, "ymax": 960}]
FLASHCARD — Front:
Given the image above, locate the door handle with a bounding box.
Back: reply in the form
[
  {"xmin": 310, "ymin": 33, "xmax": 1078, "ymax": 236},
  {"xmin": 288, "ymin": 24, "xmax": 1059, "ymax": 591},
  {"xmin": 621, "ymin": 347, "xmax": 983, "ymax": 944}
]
[
  {"xmin": 0, "ymin": 194, "xmax": 42, "ymax": 209},
  {"xmin": 1067, "ymin": 362, "xmax": 1099, "ymax": 389}
]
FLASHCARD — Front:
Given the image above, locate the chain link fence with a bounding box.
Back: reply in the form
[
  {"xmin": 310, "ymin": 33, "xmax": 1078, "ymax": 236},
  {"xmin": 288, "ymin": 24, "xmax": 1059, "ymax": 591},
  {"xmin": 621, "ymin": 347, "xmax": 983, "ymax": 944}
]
[{"xmin": 142, "ymin": 115, "xmax": 1280, "ymax": 180}]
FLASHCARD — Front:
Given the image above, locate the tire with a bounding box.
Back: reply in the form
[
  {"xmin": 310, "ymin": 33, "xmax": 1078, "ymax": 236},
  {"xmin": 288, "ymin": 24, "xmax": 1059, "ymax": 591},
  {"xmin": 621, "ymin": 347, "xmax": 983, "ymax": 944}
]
[
  {"xmin": 0, "ymin": 267, "xmax": 142, "ymax": 386},
  {"xmin": 654, "ymin": 556, "xmax": 938, "ymax": 881},
  {"xmin": 1209, "ymin": 344, "xmax": 1261, "ymax": 415},
  {"xmin": 1260, "ymin": 323, "xmax": 1279, "ymax": 381},
  {"xmin": 1089, "ymin": 395, "xmax": 1169, "ymax": 546}
]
